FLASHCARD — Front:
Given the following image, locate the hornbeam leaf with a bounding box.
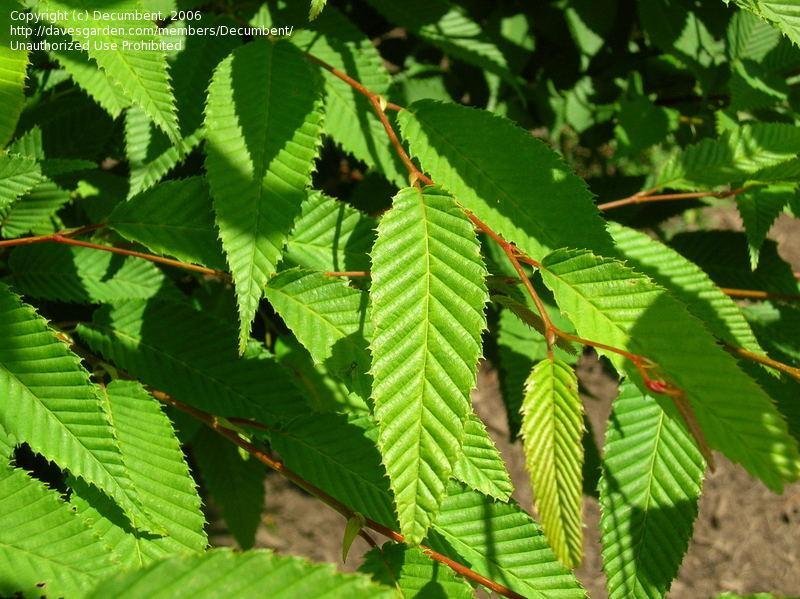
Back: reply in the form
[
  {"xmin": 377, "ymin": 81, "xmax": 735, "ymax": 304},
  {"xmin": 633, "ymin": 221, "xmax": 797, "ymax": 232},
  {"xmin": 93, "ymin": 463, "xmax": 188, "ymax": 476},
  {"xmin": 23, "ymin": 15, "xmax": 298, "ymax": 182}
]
[
  {"xmin": 399, "ymin": 100, "xmax": 614, "ymax": 260},
  {"xmin": 521, "ymin": 357, "xmax": 584, "ymax": 568},
  {"xmin": 600, "ymin": 381, "xmax": 704, "ymax": 599},
  {"xmin": 264, "ymin": 268, "xmax": 371, "ymax": 398},
  {"xmin": 205, "ymin": 39, "xmax": 325, "ymax": 352},
  {"xmin": 452, "ymin": 413, "xmax": 513, "ymax": 501},
  {"xmin": 0, "ymin": 154, "xmax": 41, "ymax": 213},
  {"xmin": 35, "ymin": 0, "xmax": 180, "ymax": 142},
  {"xmin": 608, "ymin": 223, "xmax": 764, "ymax": 354},
  {"xmin": 728, "ymin": 0, "xmax": 800, "ymax": 47},
  {"xmin": 285, "ymin": 192, "xmax": 376, "ymax": 273},
  {"xmin": 370, "ymin": 186, "xmax": 488, "ymax": 543},
  {"xmin": 49, "ymin": 45, "xmax": 130, "ymax": 118},
  {"xmin": 428, "ymin": 481, "xmax": 586, "ymax": 599},
  {"xmin": 0, "ymin": 283, "xmax": 152, "ymax": 531},
  {"xmin": 360, "ymin": 542, "xmax": 473, "ymax": 598},
  {"xmin": 365, "ymin": 0, "xmax": 517, "ymax": 85},
  {"xmin": 71, "ymin": 381, "xmax": 206, "ymax": 568},
  {"xmin": 108, "ymin": 177, "xmax": 226, "ymax": 270},
  {"xmin": 539, "ymin": 248, "xmax": 800, "ymax": 491},
  {"xmin": 0, "ymin": 10, "xmax": 28, "ymax": 147},
  {"xmin": 87, "ymin": 548, "xmax": 396, "ymax": 599},
  {"xmin": 735, "ymin": 185, "xmax": 792, "ymax": 269},
  {"xmin": 0, "ymin": 464, "xmax": 117, "ymax": 598}
]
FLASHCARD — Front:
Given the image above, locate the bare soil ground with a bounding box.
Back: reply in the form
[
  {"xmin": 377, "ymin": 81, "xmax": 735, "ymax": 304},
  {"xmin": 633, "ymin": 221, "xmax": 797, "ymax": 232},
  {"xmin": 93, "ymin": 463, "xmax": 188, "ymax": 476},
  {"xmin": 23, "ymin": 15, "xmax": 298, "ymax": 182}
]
[{"xmin": 209, "ymin": 209, "xmax": 800, "ymax": 598}]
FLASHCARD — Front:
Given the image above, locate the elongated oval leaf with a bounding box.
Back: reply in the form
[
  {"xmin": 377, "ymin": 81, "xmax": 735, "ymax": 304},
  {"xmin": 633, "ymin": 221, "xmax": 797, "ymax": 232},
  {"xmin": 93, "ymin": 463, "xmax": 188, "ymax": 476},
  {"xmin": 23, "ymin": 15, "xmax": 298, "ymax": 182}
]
[
  {"xmin": 71, "ymin": 381, "xmax": 206, "ymax": 568},
  {"xmin": 521, "ymin": 357, "xmax": 584, "ymax": 568},
  {"xmin": 0, "ymin": 283, "xmax": 151, "ymax": 531},
  {"xmin": 600, "ymin": 381, "xmax": 704, "ymax": 599},
  {"xmin": 87, "ymin": 548, "xmax": 395, "ymax": 599},
  {"xmin": 205, "ymin": 39, "xmax": 325, "ymax": 352},
  {"xmin": 108, "ymin": 177, "xmax": 226, "ymax": 270},
  {"xmin": 0, "ymin": 464, "xmax": 117, "ymax": 598},
  {"xmin": 398, "ymin": 100, "xmax": 614, "ymax": 260},
  {"xmin": 264, "ymin": 268, "xmax": 371, "ymax": 398},
  {"xmin": 370, "ymin": 186, "xmax": 488, "ymax": 543}
]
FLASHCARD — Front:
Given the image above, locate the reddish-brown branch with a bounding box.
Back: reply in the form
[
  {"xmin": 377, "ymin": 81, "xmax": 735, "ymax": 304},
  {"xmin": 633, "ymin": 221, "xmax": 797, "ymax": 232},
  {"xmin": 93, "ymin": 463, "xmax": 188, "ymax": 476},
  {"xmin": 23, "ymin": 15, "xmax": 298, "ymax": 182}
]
[
  {"xmin": 728, "ymin": 345, "xmax": 800, "ymax": 383},
  {"xmin": 0, "ymin": 225, "xmax": 229, "ymax": 279},
  {"xmin": 598, "ymin": 187, "xmax": 746, "ymax": 211},
  {"xmin": 721, "ymin": 287, "xmax": 800, "ymax": 302},
  {"xmin": 152, "ymin": 390, "xmax": 524, "ymax": 599},
  {"xmin": 304, "ymin": 53, "xmax": 403, "ymax": 112}
]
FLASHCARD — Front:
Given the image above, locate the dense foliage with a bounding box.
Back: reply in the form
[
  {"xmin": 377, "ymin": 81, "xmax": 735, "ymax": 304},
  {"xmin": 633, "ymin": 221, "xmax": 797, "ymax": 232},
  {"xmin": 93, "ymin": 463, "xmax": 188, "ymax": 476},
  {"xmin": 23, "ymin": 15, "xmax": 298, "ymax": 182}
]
[{"xmin": 1, "ymin": 0, "xmax": 800, "ymax": 597}]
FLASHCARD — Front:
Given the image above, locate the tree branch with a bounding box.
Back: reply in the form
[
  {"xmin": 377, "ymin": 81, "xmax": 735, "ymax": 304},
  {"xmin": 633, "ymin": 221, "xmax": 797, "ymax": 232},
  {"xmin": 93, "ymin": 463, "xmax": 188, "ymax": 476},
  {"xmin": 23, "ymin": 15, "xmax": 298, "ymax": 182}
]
[
  {"xmin": 0, "ymin": 225, "xmax": 229, "ymax": 280},
  {"xmin": 597, "ymin": 187, "xmax": 746, "ymax": 211}
]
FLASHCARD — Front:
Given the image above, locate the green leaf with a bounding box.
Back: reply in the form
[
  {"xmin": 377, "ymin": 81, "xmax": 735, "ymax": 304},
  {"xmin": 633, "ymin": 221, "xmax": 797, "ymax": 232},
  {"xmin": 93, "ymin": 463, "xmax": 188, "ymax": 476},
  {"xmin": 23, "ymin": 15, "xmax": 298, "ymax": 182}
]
[
  {"xmin": 193, "ymin": 427, "xmax": 265, "ymax": 550},
  {"xmin": 600, "ymin": 381, "xmax": 704, "ymax": 599},
  {"xmin": 656, "ymin": 122, "xmax": 800, "ymax": 188},
  {"xmin": 727, "ymin": 9, "xmax": 781, "ymax": 61},
  {"xmin": 370, "ymin": 186, "xmax": 488, "ymax": 543},
  {"xmin": 269, "ymin": 413, "xmax": 397, "ymax": 528},
  {"xmin": 293, "ymin": 11, "xmax": 405, "ymax": 186},
  {"xmin": 108, "ymin": 177, "xmax": 226, "ymax": 270},
  {"xmin": 608, "ymin": 223, "xmax": 764, "ymax": 354},
  {"xmin": 428, "ymin": 481, "xmax": 586, "ymax": 599},
  {"xmin": 77, "ymin": 299, "xmax": 308, "ymax": 426},
  {"xmin": 71, "ymin": 381, "xmax": 206, "ymax": 567},
  {"xmin": 743, "ymin": 301, "xmax": 800, "ymax": 364},
  {"xmin": 0, "ymin": 463, "xmax": 117, "ymax": 597},
  {"xmin": 0, "ymin": 283, "xmax": 152, "ymax": 531},
  {"xmin": 342, "ymin": 513, "xmax": 365, "ymax": 562},
  {"xmin": 9, "ymin": 244, "xmax": 177, "ymax": 303},
  {"xmin": 360, "ymin": 542, "xmax": 473, "ymax": 598},
  {"xmin": 365, "ymin": 0, "xmax": 516, "ymax": 84},
  {"xmin": 35, "ymin": 0, "xmax": 180, "ymax": 142},
  {"xmin": 49, "ymin": 44, "xmax": 130, "ymax": 118},
  {"xmin": 735, "ymin": 185, "xmax": 792, "ymax": 268},
  {"xmin": 205, "ymin": 39, "xmax": 325, "ymax": 352},
  {"xmin": 1, "ymin": 178, "xmax": 70, "ymax": 238},
  {"xmin": 87, "ymin": 548, "xmax": 396, "ymax": 599},
  {"xmin": 0, "ymin": 10, "xmax": 28, "ymax": 147},
  {"xmin": 539, "ymin": 248, "xmax": 800, "ymax": 491},
  {"xmin": 285, "ymin": 192, "xmax": 376, "ymax": 273},
  {"xmin": 309, "ymin": 0, "xmax": 328, "ymax": 20},
  {"xmin": 452, "ymin": 412, "xmax": 513, "ymax": 501},
  {"xmin": 264, "ymin": 268, "xmax": 371, "ymax": 398},
  {"xmin": 0, "ymin": 154, "xmax": 41, "ymax": 213},
  {"xmin": 729, "ymin": 0, "xmax": 800, "ymax": 47},
  {"xmin": 520, "ymin": 357, "xmax": 584, "ymax": 568},
  {"xmin": 398, "ymin": 100, "xmax": 614, "ymax": 260}
]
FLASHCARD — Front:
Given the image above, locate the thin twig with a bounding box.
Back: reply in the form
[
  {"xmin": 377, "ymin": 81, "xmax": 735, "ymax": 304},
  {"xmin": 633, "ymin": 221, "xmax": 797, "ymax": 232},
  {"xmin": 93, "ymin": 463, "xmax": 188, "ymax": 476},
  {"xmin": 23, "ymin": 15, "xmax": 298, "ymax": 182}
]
[
  {"xmin": 597, "ymin": 187, "xmax": 746, "ymax": 211},
  {"xmin": 728, "ymin": 345, "xmax": 800, "ymax": 383},
  {"xmin": 324, "ymin": 270, "xmax": 370, "ymax": 278},
  {"xmin": 152, "ymin": 390, "xmax": 524, "ymax": 599},
  {"xmin": 0, "ymin": 226, "xmax": 229, "ymax": 279},
  {"xmin": 721, "ymin": 287, "xmax": 800, "ymax": 302}
]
